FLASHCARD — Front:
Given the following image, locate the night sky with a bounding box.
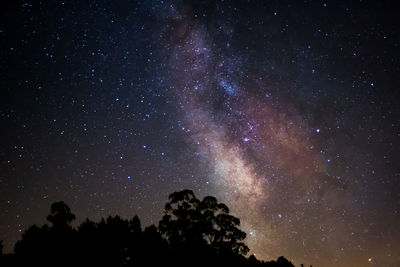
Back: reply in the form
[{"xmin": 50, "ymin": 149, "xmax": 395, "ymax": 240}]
[{"xmin": 1, "ymin": 0, "xmax": 399, "ymax": 266}]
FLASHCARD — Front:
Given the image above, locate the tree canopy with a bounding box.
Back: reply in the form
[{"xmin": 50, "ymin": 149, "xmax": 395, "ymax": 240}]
[
  {"xmin": 159, "ymin": 189, "xmax": 249, "ymax": 256},
  {"xmin": 0, "ymin": 190, "xmax": 299, "ymax": 267}
]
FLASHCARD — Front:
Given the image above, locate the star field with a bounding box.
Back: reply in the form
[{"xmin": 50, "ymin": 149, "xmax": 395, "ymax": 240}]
[{"xmin": 0, "ymin": 1, "xmax": 399, "ymax": 266}]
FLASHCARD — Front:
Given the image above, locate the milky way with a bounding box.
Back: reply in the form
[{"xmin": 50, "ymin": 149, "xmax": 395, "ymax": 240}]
[
  {"xmin": 161, "ymin": 5, "xmax": 354, "ymax": 263},
  {"xmin": 1, "ymin": 1, "xmax": 399, "ymax": 266}
]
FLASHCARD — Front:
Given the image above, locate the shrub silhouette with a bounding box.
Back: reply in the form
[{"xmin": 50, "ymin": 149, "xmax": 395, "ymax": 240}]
[{"xmin": 3, "ymin": 190, "xmax": 297, "ymax": 267}]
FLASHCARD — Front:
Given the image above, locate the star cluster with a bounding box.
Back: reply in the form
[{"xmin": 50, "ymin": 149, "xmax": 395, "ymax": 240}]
[{"xmin": 0, "ymin": 1, "xmax": 399, "ymax": 266}]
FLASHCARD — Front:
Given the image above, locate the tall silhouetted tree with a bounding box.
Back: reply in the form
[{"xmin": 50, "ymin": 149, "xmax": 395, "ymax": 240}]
[{"xmin": 159, "ymin": 189, "xmax": 249, "ymax": 264}]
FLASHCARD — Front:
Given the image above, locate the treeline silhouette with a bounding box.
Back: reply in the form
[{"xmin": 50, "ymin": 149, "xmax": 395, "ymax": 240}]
[{"xmin": 0, "ymin": 190, "xmax": 308, "ymax": 267}]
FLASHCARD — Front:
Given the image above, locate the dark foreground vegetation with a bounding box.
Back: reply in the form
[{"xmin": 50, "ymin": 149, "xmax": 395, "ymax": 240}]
[{"xmin": 0, "ymin": 190, "xmax": 306, "ymax": 267}]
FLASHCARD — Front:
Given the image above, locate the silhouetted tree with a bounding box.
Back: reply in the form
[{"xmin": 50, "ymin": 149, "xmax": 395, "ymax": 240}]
[
  {"xmin": 277, "ymin": 256, "xmax": 295, "ymax": 267},
  {"xmin": 76, "ymin": 215, "xmax": 143, "ymax": 266},
  {"xmin": 158, "ymin": 189, "xmax": 249, "ymax": 265},
  {"xmin": 14, "ymin": 201, "xmax": 77, "ymax": 267},
  {"xmin": 46, "ymin": 201, "xmax": 76, "ymax": 229},
  {"xmin": 137, "ymin": 224, "xmax": 170, "ymax": 265},
  {"xmin": 5, "ymin": 190, "xmax": 299, "ymax": 267}
]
